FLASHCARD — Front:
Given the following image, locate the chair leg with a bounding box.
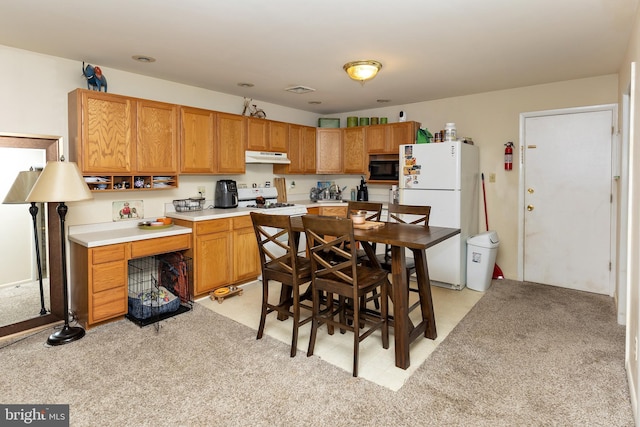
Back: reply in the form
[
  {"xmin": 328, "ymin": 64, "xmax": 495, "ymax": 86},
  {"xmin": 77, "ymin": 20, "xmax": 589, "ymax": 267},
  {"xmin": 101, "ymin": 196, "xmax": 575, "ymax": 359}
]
[
  {"xmin": 257, "ymin": 278, "xmax": 269, "ymax": 340},
  {"xmin": 381, "ymin": 282, "xmax": 389, "ymax": 349},
  {"xmin": 290, "ymin": 286, "xmax": 300, "ymax": 357},
  {"xmin": 352, "ymin": 303, "xmax": 360, "ymax": 377},
  {"xmin": 307, "ymin": 288, "xmax": 321, "ymax": 357}
]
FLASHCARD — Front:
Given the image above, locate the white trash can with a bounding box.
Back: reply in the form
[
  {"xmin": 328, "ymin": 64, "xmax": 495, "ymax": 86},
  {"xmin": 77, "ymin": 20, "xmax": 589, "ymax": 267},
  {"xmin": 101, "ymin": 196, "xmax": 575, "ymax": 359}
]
[{"xmin": 466, "ymin": 231, "xmax": 500, "ymax": 291}]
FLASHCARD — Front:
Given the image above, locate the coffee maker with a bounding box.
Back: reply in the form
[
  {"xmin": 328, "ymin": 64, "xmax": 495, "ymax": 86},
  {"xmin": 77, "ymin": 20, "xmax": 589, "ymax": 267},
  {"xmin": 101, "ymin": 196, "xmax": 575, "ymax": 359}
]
[
  {"xmin": 356, "ymin": 176, "xmax": 368, "ymax": 201},
  {"xmin": 214, "ymin": 180, "xmax": 238, "ymax": 208}
]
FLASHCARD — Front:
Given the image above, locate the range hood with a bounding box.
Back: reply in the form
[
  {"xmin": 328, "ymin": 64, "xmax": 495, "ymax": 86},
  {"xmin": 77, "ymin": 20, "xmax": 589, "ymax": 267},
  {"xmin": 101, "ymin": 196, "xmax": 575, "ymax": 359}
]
[{"xmin": 245, "ymin": 150, "xmax": 291, "ymax": 164}]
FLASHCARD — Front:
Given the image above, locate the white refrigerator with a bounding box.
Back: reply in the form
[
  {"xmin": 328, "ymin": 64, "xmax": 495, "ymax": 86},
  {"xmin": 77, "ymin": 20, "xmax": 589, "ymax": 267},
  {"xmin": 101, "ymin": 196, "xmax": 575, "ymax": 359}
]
[{"xmin": 399, "ymin": 141, "xmax": 479, "ymax": 289}]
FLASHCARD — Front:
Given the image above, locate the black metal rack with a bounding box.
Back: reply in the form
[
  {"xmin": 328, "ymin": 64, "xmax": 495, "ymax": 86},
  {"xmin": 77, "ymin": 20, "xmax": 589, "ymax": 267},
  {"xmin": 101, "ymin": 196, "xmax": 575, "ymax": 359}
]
[{"xmin": 126, "ymin": 252, "xmax": 193, "ymax": 328}]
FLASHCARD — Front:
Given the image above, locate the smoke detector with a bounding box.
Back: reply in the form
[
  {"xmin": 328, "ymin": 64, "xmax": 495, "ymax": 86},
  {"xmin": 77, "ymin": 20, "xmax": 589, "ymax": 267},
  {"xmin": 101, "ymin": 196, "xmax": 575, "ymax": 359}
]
[{"xmin": 285, "ymin": 85, "xmax": 316, "ymax": 94}]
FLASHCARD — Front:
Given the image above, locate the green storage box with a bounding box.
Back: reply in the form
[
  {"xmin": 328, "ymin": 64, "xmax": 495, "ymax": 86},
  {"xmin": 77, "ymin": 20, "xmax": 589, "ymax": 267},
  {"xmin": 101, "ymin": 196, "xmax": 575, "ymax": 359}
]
[{"xmin": 318, "ymin": 118, "xmax": 340, "ymax": 128}]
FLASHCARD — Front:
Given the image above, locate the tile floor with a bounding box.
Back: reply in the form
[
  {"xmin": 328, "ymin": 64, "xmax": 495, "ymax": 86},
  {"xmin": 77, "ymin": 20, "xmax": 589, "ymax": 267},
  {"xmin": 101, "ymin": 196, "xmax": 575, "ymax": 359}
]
[{"xmin": 198, "ymin": 280, "xmax": 484, "ymax": 391}]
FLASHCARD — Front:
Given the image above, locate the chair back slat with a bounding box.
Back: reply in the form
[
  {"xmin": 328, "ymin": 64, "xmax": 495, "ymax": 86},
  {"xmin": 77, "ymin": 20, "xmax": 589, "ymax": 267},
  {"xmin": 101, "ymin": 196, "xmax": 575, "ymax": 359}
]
[
  {"xmin": 303, "ymin": 215, "xmax": 358, "ymax": 294},
  {"xmin": 388, "ymin": 204, "xmax": 431, "ymax": 227},
  {"xmin": 251, "ymin": 212, "xmax": 300, "ymax": 277},
  {"xmin": 346, "ymin": 201, "xmax": 383, "ymax": 222}
]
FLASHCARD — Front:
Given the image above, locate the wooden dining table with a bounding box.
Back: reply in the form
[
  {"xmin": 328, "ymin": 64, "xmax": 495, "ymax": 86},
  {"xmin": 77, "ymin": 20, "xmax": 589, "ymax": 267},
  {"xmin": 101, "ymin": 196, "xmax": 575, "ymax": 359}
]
[{"xmin": 290, "ymin": 215, "xmax": 460, "ymax": 370}]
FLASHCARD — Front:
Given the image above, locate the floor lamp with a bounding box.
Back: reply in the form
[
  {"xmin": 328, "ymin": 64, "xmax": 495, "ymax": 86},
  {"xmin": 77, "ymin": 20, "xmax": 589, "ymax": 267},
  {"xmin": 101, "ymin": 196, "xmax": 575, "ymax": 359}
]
[
  {"xmin": 27, "ymin": 156, "xmax": 93, "ymax": 346},
  {"xmin": 3, "ymin": 168, "xmax": 47, "ymax": 315}
]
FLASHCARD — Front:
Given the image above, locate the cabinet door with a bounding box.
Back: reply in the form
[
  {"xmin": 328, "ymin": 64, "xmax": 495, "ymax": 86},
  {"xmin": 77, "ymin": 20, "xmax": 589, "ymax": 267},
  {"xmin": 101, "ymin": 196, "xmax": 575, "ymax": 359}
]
[
  {"xmin": 136, "ymin": 100, "xmax": 179, "ymax": 173},
  {"xmin": 343, "ymin": 127, "xmax": 367, "ymax": 174},
  {"xmin": 232, "ymin": 224, "xmax": 260, "ymax": 282},
  {"xmin": 195, "ymin": 232, "xmax": 231, "ymax": 295},
  {"xmin": 80, "ymin": 91, "xmax": 134, "ymax": 173},
  {"xmin": 268, "ymin": 121, "xmax": 289, "ymax": 152},
  {"xmin": 316, "ymin": 129, "xmax": 342, "ymax": 174},
  {"xmin": 216, "ymin": 113, "xmax": 246, "ymax": 174},
  {"xmin": 388, "ymin": 122, "xmax": 418, "ymax": 153},
  {"xmin": 180, "ymin": 106, "xmax": 215, "ymax": 174},
  {"xmin": 246, "ymin": 117, "xmax": 268, "ymax": 151},
  {"xmin": 365, "ymin": 125, "xmax": 388, "ymax": 154},
  {"xmin": 281, "ymin": 124, "xmax": 303, "ymax": 174},
  {"xmin": 302, "ymin": 126, "xmax": 317, "ymax": 173}
]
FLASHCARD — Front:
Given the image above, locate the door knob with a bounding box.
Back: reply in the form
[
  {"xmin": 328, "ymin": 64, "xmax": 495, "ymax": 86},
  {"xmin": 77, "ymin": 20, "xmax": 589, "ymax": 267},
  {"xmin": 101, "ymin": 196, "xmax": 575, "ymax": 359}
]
[
  {"xmin": 527, "ymin": 205, "xmax": 534, "ymax": 211},
  {"xmin": 527, "ymin": 188, "xmax": 534, "ymax": 194}
]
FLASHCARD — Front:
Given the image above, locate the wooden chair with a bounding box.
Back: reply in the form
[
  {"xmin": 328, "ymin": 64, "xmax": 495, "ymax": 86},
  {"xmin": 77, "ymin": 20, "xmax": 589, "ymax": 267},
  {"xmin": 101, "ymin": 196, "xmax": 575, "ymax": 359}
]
[
  {"xmin": 377, "ymin": 204, "xmax": 431, "ymax": 313},
  {"xmin": 251, "ymin": 212, "xmax": 313, "ymax": 357},
  {"xmin": 345, "ymin": 201, "xmax": 382, "ymax": 263},
  {"xmin": 303, "ymin": 214, "xmax": 389, "ymax": 377}
]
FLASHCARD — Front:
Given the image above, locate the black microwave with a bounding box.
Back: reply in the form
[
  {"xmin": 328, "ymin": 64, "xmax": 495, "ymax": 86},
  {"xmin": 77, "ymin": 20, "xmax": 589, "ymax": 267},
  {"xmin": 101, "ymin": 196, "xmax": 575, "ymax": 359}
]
[{"xmin": 368, "ymin": 157, "xmax": 399, "ymax": 181}]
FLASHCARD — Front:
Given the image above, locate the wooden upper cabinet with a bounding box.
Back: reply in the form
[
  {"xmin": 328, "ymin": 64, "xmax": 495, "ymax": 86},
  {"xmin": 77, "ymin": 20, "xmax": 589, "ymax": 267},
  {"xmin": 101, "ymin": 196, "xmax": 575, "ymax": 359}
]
[
  {"xmin": 301, "ymin": 126, "xmax": 317, "ymax": 173},
  {"xmin": 273, "ymin": 124, "xmax": 316, "ymax": 175},
  {"xmin": 180, "ymin": 106, "xmax": 216, "ymax": 174},
  {"xmin": 365, "ymin": 121, "xmax": 420, "ymax": 154},
  {"xmin": 136, "ymin": 100, "xmax": 178, "ymax": 174},
  {"xmin": 216, "ymin": 113, "xmax": 246, "ymax": 174},
  {"xmin": 246, "ymin": 117, "xmax": 288, "ymax": 152},
  {"xmin": 246, "ymin": 117, "xmax": 268, "ymax": 151},
  {"xmin": 69, "ymin": 90, "xmax": 135, "ymax": 174},
  {"xmin": 316, "ymin": 128, "xmax": 342, "ymax": 174},
  {"xmin": 365, "ymin": 124, "xmax": 388, "ymax": 154},
  {"xmin": 268, "ymin": 121, "xmax": 288, "ymax": 152},
  {"xmin": 342, "ymin": 127, "xmax": 367, "ymax": 174},
  {"xmin": 388, "ymin": 121, "xmax": 420, "ymax": 153}
]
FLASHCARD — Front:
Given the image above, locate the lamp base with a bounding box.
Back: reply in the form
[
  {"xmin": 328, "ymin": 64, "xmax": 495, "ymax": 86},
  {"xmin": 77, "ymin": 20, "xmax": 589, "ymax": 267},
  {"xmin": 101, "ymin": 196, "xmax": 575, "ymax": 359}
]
[{"xmin": 47, "ymin": 325, "xmax": 85, "ymax": 346}]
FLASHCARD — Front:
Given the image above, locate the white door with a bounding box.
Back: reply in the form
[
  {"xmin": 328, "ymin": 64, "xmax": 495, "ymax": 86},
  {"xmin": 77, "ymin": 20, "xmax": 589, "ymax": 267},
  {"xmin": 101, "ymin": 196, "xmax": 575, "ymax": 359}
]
[{"xmin": 522, "ymin": 107, "xmax": 613, "ymax": 294}]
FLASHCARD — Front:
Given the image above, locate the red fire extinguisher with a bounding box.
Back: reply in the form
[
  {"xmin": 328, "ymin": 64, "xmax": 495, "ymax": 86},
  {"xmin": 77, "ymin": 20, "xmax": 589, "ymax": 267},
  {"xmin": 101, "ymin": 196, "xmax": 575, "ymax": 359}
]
[{"xmin": 504, "ymin": 141, "xmax": 514, "ymax": 171}]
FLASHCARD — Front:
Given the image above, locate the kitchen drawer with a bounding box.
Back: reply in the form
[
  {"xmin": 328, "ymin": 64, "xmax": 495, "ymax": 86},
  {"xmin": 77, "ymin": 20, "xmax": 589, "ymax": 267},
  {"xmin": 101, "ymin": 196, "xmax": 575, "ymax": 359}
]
[
  {"xmin": 92, "ymin": 244, "xmax": 127, "ymax": 264},
  {"xmin": 91, "ymin": 286, "xmax": 127, "ymax": 323},
  {"xmin": 92, "ymin": 261, "xmax": 127, "ymax": 293},
  {"xmin": 195, "ymin": 218, "xmax": 231, "ymax": 235},
  {"xmin": 130, "ymin": 234, "xmax": 190, "ymax": 258},
  {"xmin": 232, "ymin": 215, "xmax": 253, "ymax": 229}
]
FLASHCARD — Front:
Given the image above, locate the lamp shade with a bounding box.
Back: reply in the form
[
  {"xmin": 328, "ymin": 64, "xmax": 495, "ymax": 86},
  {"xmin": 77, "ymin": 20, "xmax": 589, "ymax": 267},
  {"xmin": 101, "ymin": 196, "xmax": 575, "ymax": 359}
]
[
  {"xmin": 343, "ymin": 60, "xmax": 382, "ymax": 83},
  {"xmin": 3, "ymin": 170, "xmax": 41, "ymax": 204},
  {"xmin": 26, "ymin": 160, "xmax": 93, "ymax": 203}
]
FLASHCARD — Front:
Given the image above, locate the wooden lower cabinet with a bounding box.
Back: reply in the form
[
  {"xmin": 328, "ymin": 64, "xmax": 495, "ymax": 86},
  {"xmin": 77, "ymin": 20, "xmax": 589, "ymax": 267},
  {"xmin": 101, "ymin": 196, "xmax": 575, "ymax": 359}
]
[
  {"xmin": 71, "ymin": 243, "xmax": 129, "ymax": 328},
  {"xmin": 70, "ymin": 234, "xmax": 190, "ymax": 329},
  {"xmin": 175, "ymin": 215, "xmax": 260, "ymax": 298}
]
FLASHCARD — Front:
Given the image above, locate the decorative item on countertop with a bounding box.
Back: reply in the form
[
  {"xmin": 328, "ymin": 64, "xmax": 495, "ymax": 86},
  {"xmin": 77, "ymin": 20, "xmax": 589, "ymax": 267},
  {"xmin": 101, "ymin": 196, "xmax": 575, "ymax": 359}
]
[
  {"xmin": 82, "ymin": 62, "xmax": 107, "ymax": 92},
  {"xmin": 242, "ymin": 98, "xmax": 266, "ymax": 118}
]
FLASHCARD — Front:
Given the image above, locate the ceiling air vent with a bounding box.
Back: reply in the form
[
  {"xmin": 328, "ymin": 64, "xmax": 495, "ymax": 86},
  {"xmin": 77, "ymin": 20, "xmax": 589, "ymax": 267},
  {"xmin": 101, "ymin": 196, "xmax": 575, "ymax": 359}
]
[{"xmin": 285, "ymin": 85, "xmax": 316, "ymax": 94}]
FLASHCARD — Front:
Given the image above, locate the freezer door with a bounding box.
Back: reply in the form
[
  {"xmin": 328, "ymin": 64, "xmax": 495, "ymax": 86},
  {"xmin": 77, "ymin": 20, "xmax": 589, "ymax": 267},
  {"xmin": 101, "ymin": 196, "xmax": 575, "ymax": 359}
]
[
  {"xmin": 400, "ymin": 143, "xmax": 460, "ymax": 190},
  {"xmin": 400, "ymin": 189, "xmax": 460, "ymax": 228}
]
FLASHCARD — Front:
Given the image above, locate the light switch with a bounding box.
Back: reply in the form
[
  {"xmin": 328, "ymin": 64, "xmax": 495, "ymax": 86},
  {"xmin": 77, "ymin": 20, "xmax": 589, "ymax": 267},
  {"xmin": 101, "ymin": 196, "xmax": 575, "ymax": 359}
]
[{"xmin": 489, "ymin": 173, "xmax": 496, "ymax": 183}]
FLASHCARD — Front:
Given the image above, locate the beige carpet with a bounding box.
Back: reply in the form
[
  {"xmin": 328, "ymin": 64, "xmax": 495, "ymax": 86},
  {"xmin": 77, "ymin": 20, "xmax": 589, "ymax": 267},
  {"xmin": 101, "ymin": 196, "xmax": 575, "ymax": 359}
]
[
  {"xmin": 0, "ymin": 279, "xmax": 633, "ymax": 426},
  {"xmin": 198, "ymin": 279, "xmax": 483, "ymax": 390}
]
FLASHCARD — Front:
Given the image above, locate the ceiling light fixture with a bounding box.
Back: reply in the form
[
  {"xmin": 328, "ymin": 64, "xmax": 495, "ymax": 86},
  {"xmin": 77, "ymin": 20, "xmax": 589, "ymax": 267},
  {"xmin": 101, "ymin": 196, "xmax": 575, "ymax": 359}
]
[
  {"xmin": 343, "ymin": 60, "xmax": 382, "ymax": 84},
  {"xmin": 238, "ymin": 82, "xmax": 255, "ymax": 88},
  {"xmin": 132, "ymin": 55, "xmax": 156, "ymax": 63}
]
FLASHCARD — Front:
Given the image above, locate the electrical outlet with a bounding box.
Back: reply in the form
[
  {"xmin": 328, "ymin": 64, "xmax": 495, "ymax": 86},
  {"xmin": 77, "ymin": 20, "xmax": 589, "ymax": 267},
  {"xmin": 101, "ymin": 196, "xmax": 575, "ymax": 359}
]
[
  {"xmin": 489, "ymin": 173, "xmax": 496, "ymax": 183},
  {"xmin": 197, "ymin": 186, "xmax": 205, "ymax": 197}
]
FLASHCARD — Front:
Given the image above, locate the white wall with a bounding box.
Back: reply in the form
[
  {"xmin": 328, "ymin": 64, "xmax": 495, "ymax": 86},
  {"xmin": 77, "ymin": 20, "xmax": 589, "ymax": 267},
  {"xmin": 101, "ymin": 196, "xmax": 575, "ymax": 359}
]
[
  {"xmin": 0, "ymin": 44, "xmax": 318, "ymax": 226},
  {"xmin": 618, "ymin": 4, "xmax": 640, "ymax": 423},
  {"xmin": 0, "ymin": 44, "xmax": 620, "ymax": 281}
]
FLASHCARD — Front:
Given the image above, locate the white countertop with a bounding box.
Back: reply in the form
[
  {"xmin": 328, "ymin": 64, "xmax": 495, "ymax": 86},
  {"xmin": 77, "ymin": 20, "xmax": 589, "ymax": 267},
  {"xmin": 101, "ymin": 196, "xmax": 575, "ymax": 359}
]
[{"xmin": 68, "ymin": 219, "xmax": 192, "ymax": 248}]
